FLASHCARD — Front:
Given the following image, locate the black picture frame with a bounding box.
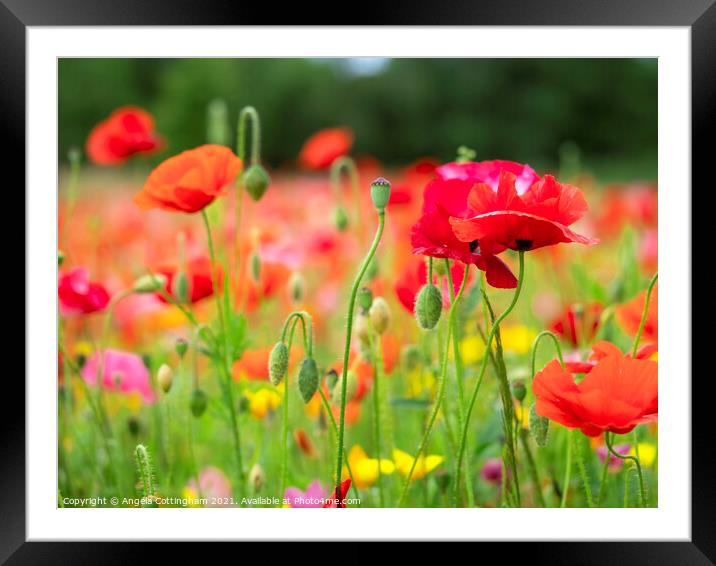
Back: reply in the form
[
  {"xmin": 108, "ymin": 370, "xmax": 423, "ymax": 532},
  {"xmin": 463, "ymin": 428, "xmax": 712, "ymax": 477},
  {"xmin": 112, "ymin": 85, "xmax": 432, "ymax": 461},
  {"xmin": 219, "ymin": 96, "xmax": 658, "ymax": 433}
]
[{"xmin": 5, "ymin": 0, "xmax": 708, "ymax": 561}]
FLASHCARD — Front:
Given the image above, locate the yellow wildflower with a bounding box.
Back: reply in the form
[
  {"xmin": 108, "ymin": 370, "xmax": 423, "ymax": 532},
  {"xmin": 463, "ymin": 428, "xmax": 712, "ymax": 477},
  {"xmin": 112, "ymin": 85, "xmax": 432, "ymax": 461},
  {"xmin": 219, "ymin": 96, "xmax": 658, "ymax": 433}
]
[
  {"xmin": 244, "ymin": 388, "xmax": 281, "ymax": 419},
  {"xmin": 405, "ymin": 367, "xmax": 435, "ymax": 398},
  {"xmin": 392, "ymin": 448, "xmax": 444, "ymax": 480},
  {"xmin": 630, "ymin": 442, "xmax": 657, "ymax": 468},
  {"xmin": 342, "ymin": 445, "xmax": 395, "ymax": 488}
]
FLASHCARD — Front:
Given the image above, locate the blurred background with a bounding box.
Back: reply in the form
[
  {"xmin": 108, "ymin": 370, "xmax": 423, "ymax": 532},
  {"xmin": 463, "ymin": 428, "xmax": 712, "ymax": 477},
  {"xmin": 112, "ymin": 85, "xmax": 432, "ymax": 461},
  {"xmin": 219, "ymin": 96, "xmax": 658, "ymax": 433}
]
[{"xmin": 59, "ymin": 58, "xmax": 657, "ymax": 180}]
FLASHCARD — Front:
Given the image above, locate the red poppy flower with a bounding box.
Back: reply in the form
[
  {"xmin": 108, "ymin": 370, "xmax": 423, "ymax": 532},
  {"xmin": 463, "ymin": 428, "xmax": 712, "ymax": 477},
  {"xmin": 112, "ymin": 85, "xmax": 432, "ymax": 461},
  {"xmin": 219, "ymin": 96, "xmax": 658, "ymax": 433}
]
[
  {"xmin": 533, "ymin": 344, "xmax": 657, "ymax": 437},
  {"xmin": 450, "ymin": 171, "xmax": 598, "ymax": 252},
  {"xmin": 134, "ymin": 145, "xmax": 241, "ymax": 213},
  {"xmin": 299, "ymin": 128, "xmax": 354, "ymax": 170},
  {"xmin": 323, "ymin": 478, "xmax": 351, "ymax": 508},
  {"xmin": 394, "ymin": 257, "xmax": 468, "ymax": 314},
  {"xmin": 156, "ymin": 256, "xmax": 219, "ymax": 304},
  {"xmin": 616, "ymin": 286, "xmax": 658, "ymax": 345},
  {"xmin": 86, "ymin": 106, "xmax": 163, "ymax": 165},
  {"xmin": 564, "ymin": 340, "xmax": 657, "ymax": 374},
  {"xmin": 58, "ymin": 267, "xmax": 110, "ymax": 316},
  {"xmin": 436, "ymin": 159, "xmax": 539, "ymax": 195},
  {"xmin": 550, "ymin": 303, "xmax": 603, "ymax": 347}
]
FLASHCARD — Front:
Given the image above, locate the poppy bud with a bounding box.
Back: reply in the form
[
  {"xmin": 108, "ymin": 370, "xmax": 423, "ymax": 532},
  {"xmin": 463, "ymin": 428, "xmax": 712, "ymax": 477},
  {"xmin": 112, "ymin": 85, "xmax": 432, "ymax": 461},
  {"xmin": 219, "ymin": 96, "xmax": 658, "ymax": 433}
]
[
  {"xmin": 332, "ymin": 370, "xmax": 357, "ymax": 404},
  {"xmin": 175, "ymin": 338, "xmax": 188, "ymax": 358},
  {"xmin": 173, "ymin": 271, "xmax": 190, "ymax": 303},
  {"xmin": 249, "ymin": 463, "xmax": 265, "ymax": 492},
  {"xmin": 190, "ymin": 388, "xmax": 208, "ymax": 418},
  {"xmin": 529, "ymin": 403, "xmax": 549, "ymax": 447},
  {"xmin": 415, "ymin": 284, "xmax": 442, "ymax": 330},
  {"xmin": 357, "ymin": 287, "xmax": 373, "ymax": 312},
  {"xmin": 370, "ymin": 177, "xmax": 391, "ymax": 212},
  {"xmin": 132, "ymin": 273, "xmax": 168, "ymax": 294},
  {"xmin": 298, "ymin": 358, "xmax": 319, "ymax": 403},
  {"xmin": 58, "ymin": 250, "xmax": 65, "ymax": 267},
  {"xmin": 268, "ymin": 341, "xmax": 289, "ymax": 386},
  {"xmin": 287, "ymin": 272, "xmax": 305, "ymax": 304},
  {"xmin": 354, "ymin": 311, "xmax": 371, "ymax": 344},
  {"xmin": 325, "ymin": 369, "xmax": 338, "ymax": 391},
  {"xmin": 456, "ymin": 145, "xmax": 476, "ymax": 163},
  {"xmin": 243, "ymin": 164, "xmax": 271, "ymax": 202},
  {"xmin": 512, "ymin": 379, "xmax": 526, "ymax": 402},
  {"xmin": 157, "ymin": 363, "xmax": 174, "ymax": 393},
  {"xmin": 334, "ymin": 206, "xmax": 349, "ymax": 232},
  {"xmin": 369, "ymin": 297, "xmax": 390, "ymax": 335},
  {"xmin": 401, "ymin": 344, "xmax": 421, "ymax": 372},
  {"xmin": 250, "ymin": 249, "xmax": 261, "ymax": 283}
]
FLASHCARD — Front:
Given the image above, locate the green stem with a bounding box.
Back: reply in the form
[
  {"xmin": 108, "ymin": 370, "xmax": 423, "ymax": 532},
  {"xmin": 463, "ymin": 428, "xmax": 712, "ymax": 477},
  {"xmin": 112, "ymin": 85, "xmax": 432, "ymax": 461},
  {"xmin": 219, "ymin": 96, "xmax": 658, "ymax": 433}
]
[
  {"xmin": 519, "ymin": 427, "xmax": 547, "ymax": 507},
  {"xmin": 530, "ymin": 330, "xmax": 565, "ymax": 376},
  {"xmin": 238, "ymin": 106, "xmax": 261, "ymax": 166},
  {"xmin": 398, "ymin": 264, "xmax": 470, "ymax": 507},
  {"xmin": 631, "ymin": 273, "xmax": 658, "ymax": 357},
  {"xmin": 560, "ymin": 429, "xmax": 573, "ymax": 508},
  {"xmin": 453, "ymin": 251, "xmax": 526, "ymax": 506},
  {"xmin": 201, "ymin": 209, "xmax": 245, "ymax": 500},
  {"xmin": 335, "ymin": 212, "xmax": 386, "ymax": 500},
  {"xmin": 606, "ymin": 432, "xmax": 646, "ymax": 507},
  {"xmin": 330, "ymin": 156, "xmax": 361, "ymax": 236},
  {"xmin": 572, "ymin": 430, "xmax": 594, "ymax": 507},
  {"xmin": 596, "ymin": 432, "xmax": 611, "ymax": 506},
  {"xmin": 61, "ymin": 149, "xmax": 81, "ymax": 250},
  {"xmin": 369, "ymin": 323, "xmax": 385, "ymax": 507}
]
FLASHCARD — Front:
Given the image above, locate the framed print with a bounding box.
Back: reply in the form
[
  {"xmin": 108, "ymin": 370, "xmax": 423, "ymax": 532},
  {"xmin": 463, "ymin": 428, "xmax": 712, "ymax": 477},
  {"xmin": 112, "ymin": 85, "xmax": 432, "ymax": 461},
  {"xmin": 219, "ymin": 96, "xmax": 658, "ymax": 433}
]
[{"xmin": 5, "ymin": 0, "xmax": 711, "ymax": 560}]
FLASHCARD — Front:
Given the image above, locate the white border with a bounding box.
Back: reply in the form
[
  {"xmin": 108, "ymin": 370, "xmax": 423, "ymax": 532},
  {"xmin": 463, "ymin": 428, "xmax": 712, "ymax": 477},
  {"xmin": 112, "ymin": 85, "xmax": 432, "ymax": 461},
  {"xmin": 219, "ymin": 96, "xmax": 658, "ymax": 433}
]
[{"xmin": 27, "ymin": 27, "xmax": 691, "ymax": 541}]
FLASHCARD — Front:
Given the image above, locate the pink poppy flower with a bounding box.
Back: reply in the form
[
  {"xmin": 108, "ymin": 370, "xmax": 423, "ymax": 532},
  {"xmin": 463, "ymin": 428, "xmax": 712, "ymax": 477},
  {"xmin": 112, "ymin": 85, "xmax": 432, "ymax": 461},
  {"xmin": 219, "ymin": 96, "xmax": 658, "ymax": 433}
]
[
  {"xmin": 58, "ymin": 267, "xmax": 110, "ymax": 316},
  {"xmin": 285, "ymin": 480, "xmax": 328, "ymax": 508},
  {"xmin": 81, "ymin": 349, "xmax": 155, "ymax": 403}
]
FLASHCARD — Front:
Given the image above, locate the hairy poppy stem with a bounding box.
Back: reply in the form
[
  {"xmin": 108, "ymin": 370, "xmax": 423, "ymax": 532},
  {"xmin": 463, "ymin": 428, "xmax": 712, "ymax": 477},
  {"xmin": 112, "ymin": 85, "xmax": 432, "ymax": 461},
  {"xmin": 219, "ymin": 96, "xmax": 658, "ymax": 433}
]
[
  {"xmin": 201, "ymin": 209, "xmax": 246, "ymax": 501},
  {"xmin": 631, "ymin": 272, "xmax": 658, "ymax": 357},
  {"xmin": 335, "ymin": 211, "xmax": 386, "ymax": 503},
  {"xmin": 453, "ymin": 251, "xmax": 526, "ymax": 506},
  {"xmin": 606, "ymin": 431, "xmax": 647, "ymax": 507},
  {"xmin": 330, "ymin": 156, "xmax": 362, "ymax": 234},
  {"xmin": 560, "ymin": 430, "xmax": 573, "ymax": 507},
  {"xmin": 398, "ymin": 264, "xmax": 470, "ymax": 507}
]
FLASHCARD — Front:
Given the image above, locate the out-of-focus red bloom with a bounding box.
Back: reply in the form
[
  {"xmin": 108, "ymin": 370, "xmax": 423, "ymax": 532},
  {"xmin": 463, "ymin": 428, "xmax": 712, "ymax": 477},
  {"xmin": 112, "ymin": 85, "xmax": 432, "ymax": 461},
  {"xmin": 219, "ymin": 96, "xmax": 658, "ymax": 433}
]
[
  {"xmin": 299, "ymin": 128, "xmax": 354, "ymax": 170},
  {"xmin": 134, "ymin": 145, "xmax": 241, "ymax": 213},
  {"xmin": 437, "ymin": 159, "xmax": 539, "ymax": 194},
  {"xmin": 550, "ymin": 303, "xmax": 603, "ymax": 347},
  {"xmin": 595, "ymin": 185, "xmax": 658, "ymax": 239},
  {"xmin": 616, "ymin": 285, "xmax": 658, "ymax": 345},
  {"xmin": 450, "ymin": 172, "xmax": 597, "ymax": 252},
  {"xmin": 411, "ymin": 178, "xmax": 517, "ymax": 289},
  {"xmin": 156, "ymin": 255, "xmax": 219, "ymax": 304},
  {"xmin": 58, "ymin": 267, "xmax": 110, "ymax": 316},
  {"xmin": 294, "ymin": 429, "xmax": 317, "ymax": 458},
  {"xmin": 394, "ymin": 257, "xmax": 469, "ymax": 315},
  {"xmin": 232, "ymin": 345, "xmax": 300, "ymax": 382},
  {"xmin": 323, "ymin": 478, "xmax": 351, "ymax": 508},
  {"xmin": 533, "ymin": 344, "xmax": 657, "ymax": 437},
  {"xmin": 86, "ymin": 106, "xmax": 163, "ymax": 165}
]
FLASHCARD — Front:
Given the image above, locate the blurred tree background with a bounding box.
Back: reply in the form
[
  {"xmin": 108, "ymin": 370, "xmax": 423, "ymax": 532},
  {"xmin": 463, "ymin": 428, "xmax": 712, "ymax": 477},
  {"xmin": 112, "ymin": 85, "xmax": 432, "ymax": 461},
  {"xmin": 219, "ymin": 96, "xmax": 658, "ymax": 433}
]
[{"xmin": 59, "ymin": 58, "xmax": 657, "ymax": 179}]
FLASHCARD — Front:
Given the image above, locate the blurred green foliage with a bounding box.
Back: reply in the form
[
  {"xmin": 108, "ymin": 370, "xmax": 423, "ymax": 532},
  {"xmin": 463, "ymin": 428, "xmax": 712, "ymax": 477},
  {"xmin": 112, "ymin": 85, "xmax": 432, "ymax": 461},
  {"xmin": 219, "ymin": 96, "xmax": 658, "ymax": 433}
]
[{"xmin": 59, "ymin": 58, "xmax": 656, "ymax": 177}]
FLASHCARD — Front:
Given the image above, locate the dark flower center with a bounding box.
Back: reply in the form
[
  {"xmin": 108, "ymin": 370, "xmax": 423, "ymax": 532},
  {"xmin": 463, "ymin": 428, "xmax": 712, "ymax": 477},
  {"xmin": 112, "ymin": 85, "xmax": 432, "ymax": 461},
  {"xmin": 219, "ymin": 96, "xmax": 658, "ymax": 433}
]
[
  {"xmin": 515, "ymin": 239, "xmax": 533, "ymax": 251},
  {"xmin": 469, "ymin": 240, "xmax": 480, "ymax": 253}
]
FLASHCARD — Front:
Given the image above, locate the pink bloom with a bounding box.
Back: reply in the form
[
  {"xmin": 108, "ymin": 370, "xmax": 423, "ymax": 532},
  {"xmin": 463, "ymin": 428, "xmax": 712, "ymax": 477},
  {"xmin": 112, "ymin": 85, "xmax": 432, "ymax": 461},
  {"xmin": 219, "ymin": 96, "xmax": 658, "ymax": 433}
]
[
  {"xmin": 436, "ymin": 159, "xmax": 539, "ymax": 195},
  {"xmin": 81, "ymin": 349, "xmax": 155, "ymax": 403},
  {"xmin": 481, "ymin": 458, "xmax": 503, "ymax": 485},
  {"xmin": 596, "ymin": 444, "xmax": 631, "ymax": 471},
  {"xmin": 186, "ymin": 467, "xmax": 233, "ymax": 506},
  {"xmin": 58, "ymin": 267, "xmax": 110, "ymax": 316},
  {"xmin": 285, "ymin": 480, "xmax": 328, "ymax": 508}
]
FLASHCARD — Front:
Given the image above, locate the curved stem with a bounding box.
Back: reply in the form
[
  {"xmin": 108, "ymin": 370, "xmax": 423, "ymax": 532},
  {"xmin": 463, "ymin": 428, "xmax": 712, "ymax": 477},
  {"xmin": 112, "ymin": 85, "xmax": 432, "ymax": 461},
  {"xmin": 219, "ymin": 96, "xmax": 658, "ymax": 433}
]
[
  {"xmin": 398, "ymin": 264, "xmax": 470, "ymax": 507},
  {"xmin": 238, "ymin": 106, "xmax": 261, "ymax": 166},
  {"xmin": 530, "ymin": 330, "xmax": 566, "ymax": 375},
  {"xmin": 330, "ymin": 156, "xmax": 361, "ymax": 236},
  {"xmin": 606, "ymin": 431, "xmax": 646, "ymax": 507},
  {"xmin": 335, "ymin": 212, "xmax": 386, "ymax": 500},
  {"xmin": 631, "ymin": 272, "xmax": 658, "ymax": 357},
  {"xmin": 202, "ymin": 209, "xmax": 245, "ymax": 500},
  {"xmin": 453, "ymin": 251, "xmax": 526, "ymax": 506}
]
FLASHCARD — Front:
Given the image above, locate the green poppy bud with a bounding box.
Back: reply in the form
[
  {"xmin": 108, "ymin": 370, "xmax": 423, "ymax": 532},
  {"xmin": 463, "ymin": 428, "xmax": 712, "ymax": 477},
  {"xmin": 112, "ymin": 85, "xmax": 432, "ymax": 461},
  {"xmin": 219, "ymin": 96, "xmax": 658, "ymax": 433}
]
[
  {"xmin": 529, "ymin": 403, "xmax": 549, "ymax": 447},
  {"xmin": 189, "ymin": 388, "xmax": 208, "ymax": 418},
  {"xmin": 132, "ymin": 273, "xmax": 167, "ymax": 294},
  {"xmin": 325, "ymin": 369, "xmax": 338, "ymax": 391},
  {"xmin": 415, "ymin": 284, "xmax": 442, "ymax": 330},
  {"xmin": 243, "ymin": 164, "xmax": 271, "ymax": 202},
  {"xmin": 58, "ymin": 250, "xmax": 65, "ymax": 267},
  {"xmin": 157, "ymin": 363, "xmax": 174, "ymax": 393},
  {"xmin": 512, "ymin": 379, "xmax": 527, "ymax": 402},
  {"xmin": 370, "ymin": 177, "xmax": 391, "ymax": 212},
  {"xmin": 354, "ymin": 311, "xmax": 371, "ymax": 344},
  {"xmin": 334, "ymin": 206, "xmax": 349, "ymax": 232},
  {"xmin": 173, "ymin": 271, "xmax": 190, "ymax": 303},
  {"xmin": 369, "ymin": 297, "xmax": 391, "ymax": 335},
  {"xmin": 357, "ymin": 287, "xmax": 373, "ymax": 312},
  {"xmin": 332, "ymin": 370, "xmax": 357, "ymax": 404},
  {"xmin": 298, "ymin": 358, "xmax": 319, "ymax": 403},
  {"xmin": 127, "ymin": 416, "xmax": 141, "ymax": 437},
  {"xmin": 287, "ymin": 272, "xmax": 305, "ymax": 304},
  {"xmin": 250, "ymin": 250, "xmax": 261, "ymax": 283},
  {"xmin": 268, "ymin": 341, "xmax": 289, "ymax": 386},
  {"xmin": 175, "ymin": 338, "xmax": 189, "ymax": 358}
]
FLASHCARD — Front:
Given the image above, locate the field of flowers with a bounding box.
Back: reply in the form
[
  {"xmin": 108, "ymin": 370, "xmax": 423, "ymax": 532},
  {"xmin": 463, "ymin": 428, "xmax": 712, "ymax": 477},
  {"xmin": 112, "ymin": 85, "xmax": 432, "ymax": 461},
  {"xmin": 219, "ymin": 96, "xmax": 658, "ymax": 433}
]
[{"xmin": 58, "ymin": 102, "xmax": 657, "ymax": 509}]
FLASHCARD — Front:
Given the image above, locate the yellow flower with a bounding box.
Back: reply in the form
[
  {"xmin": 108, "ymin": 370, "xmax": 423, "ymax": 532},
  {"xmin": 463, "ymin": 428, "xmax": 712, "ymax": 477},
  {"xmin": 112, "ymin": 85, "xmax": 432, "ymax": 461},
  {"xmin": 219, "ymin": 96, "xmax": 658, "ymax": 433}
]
[
  {"xmin": 182, "ymin": 487, "xmax": 202, "ymax": 507},
  {"xmin": 343, "ymin": 445, "xmax": 395, "ymax": 488},
  {"xmin": 514, "ymin": 403, "xmax": 530, "ymax": 429},
  {"xmin": 405, "ymin": 368, "xmax": 435, "ymax": 398},
  {"xmin": 500, "ymin": 325, "xmax": 537, "ymax": 355},
  {"xmin": 244, "ymin": 388, "xmax": 281, "ymax": 419},
  {"xmin": 304, "ymin": 392, "xmax": 322, "ymax": 419},
  {"xmin": 630, "ymin": 442, "xmax": 657, "ymax": 468},
  {"xmin": 392, "ymin": 448, "xmax": 444, "ymax": 480},
  {"xmin": 460, "ymin": 335, "xmax": 486, "ymax": 365},
  {"xmin": 73, "ymin": 340, "xmax": 93, "ymax": 358},
  {"xmin": 147, "ymin": 304, "xmax": 188, "ymax": 330}
]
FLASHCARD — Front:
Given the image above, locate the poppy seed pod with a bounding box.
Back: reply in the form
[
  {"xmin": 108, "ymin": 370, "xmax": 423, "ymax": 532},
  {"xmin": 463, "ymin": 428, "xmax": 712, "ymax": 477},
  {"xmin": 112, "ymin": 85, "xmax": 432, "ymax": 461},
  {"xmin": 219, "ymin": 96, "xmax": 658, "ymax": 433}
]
[
  {"xmin": 189, "ymin": 388, "xmax": 208, "ymax": 418},
  {"xmin": 370, "ymin": 177, "xmax": 391, "ymax": 212},
  {"xmin": 298, "ymin": 358, "xmax": 319, "ymax": 403},
  {"xmin": 268, "ymin": 341, "xmax": 289, "ymax": 386},
  {"xmin": 288, "ymin": 272, "xmax": 305, "ymax": 304},
  {"xmin": 334, "ymin": 206, "xmax": 349, "ymax": 232},
  {"xmin": 175, "ymin": 338, "xmax": 189, "ymax": 358},
  {"xmin": 243, "ymin": 163, "xmax": 271, "ymax": 202},
  {"xmin": 512, "ymin": 379, "xmax": 527, "ymax": 402},
  {"xmin": 173, "ymin": 271, "xmax": 190, "ymax": 303},
  {"xmin": 415, "ymin": 284, "xmax": 442, "ymax": 330},
  {"xmin": 132, "ymin": 273, "xmax": 168, "ymax": 294},
  {"xmin": 369, "ymin": 297, "xmax": 391, "ymax": 335},
  {"xmin": 529, "ymin": 402, "xmax": 549, "ymax": 447},
  {"xmin": 250, "ymin": 250, "xmax": 261, "ymax": 283},
  {"xmin": 357, "ymin": 287, "xmax": 373, "ymax": 312},
  {"xmin": 332, "ymin": 370, "xmax": 358, "ymax": 404},
  {"xmin": 157, "ymin": 363, "xmax": 174, "ymax": 393}
]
